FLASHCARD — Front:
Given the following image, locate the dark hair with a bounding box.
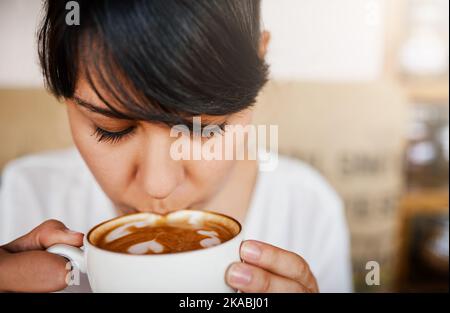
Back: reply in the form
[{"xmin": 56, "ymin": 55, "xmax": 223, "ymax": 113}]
[{"xmin": 38, "ymin": 0, "xmax": 268, "ymax": 126}]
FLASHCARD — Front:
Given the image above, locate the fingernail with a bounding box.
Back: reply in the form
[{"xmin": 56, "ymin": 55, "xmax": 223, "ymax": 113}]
[
  {"xmin": 241, "ymin": 241, "xmax": 262, "ymax": 262},
  {"xmin": 228, "ymin": 264, "xmax": 252, "ymax": 286}
]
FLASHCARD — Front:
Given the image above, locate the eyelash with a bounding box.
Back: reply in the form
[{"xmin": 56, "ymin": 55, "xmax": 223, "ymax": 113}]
[
  {"xmin": 93, "ymin": 126, "xmax": 136, "ymax": 144},
  {"xmin": 93, "ymin": 122, "xmax": 227, "ymax": 144}
]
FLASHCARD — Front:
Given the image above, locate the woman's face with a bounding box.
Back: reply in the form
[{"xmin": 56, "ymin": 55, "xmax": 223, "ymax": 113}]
[{"xmin": 66, "ymin": 77, "xmax": 253, "ymax": 216}]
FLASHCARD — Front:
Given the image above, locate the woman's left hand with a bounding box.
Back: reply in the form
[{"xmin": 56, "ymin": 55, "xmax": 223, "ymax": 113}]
[{"xmin": 225, "ymin": 240, "xmax": 319, "ymax": 293}]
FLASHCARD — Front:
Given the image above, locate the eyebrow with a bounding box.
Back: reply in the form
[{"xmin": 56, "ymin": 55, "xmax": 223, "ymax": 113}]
[{"xmin": 72, "ymin": 96, "xmax": 130, "ymax": 119}]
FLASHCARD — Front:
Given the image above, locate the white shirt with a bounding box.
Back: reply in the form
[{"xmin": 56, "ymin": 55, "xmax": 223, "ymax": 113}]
[{"xmin": 0, "ymin": 148, "xmax": 353, "ymax": 292}]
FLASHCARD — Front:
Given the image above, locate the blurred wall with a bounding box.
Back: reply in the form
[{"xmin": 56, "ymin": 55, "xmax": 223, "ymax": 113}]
[
  {"xmin": 0, "ymin": 0, "xmax": 43, "ymax": 87},
  {"xmin": 262, "ymin": 0, "xmax": 385, "ymax": 80}
]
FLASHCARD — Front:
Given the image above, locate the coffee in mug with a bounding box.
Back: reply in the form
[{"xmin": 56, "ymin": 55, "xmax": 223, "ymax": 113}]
[{"xmin": 93, "ymin": 215, "xmax": 236, "ymax": 255}]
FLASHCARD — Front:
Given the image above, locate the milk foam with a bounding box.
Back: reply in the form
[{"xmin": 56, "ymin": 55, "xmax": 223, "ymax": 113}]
[
  {"xmin": 102, "ymin": 214, "xmax": 229, "ymax": 254},
  {"xmin": 198, "ymin": 230, "xmax": 221, "ymax": 248},
  {"xmin": 127, "ymin": 239, "xmax": 165, "ymax": 254},
  {"xmin": 185, "ymin": 211, "xmax": 205, "ymax": 226},
  {"xmin": 105, "ymin": 220, "xmax": 153, "ymax": 243}
]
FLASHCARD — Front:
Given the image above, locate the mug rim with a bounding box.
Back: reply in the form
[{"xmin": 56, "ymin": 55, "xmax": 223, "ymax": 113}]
[{"xmin": 86, "ymin": 209, "xmax": 243, "ymax": 257}]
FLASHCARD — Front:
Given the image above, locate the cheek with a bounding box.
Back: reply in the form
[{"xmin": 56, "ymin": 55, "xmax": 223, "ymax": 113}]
[
  {"xmin": 186, "ymin": 158, "xmax": 235, "ymax": 190},
  {"xmin": 182, "ymin": 110, "xmax": 254, "ymax": 192},
  {"xmin": 79, "ymin": 141, "xmax": 134, "ymax": 196},
  {"xmin": 66, "ymin": 104, "xmax": 135, "ymax": 196}
]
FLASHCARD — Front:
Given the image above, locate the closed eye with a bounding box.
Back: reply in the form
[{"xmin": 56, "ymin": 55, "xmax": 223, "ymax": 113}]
[{"xmin": 92, "ymin": 126, "xmax": 136, "ymax": 144}]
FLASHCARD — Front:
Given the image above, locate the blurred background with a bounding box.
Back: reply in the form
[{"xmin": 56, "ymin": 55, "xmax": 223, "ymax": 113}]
[{"xmin": 0, "ymin": 0, "xmax": 448, "ymax": 292}]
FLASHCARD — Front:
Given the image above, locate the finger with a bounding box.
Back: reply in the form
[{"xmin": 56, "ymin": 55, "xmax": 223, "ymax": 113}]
[
  {"xmin": 226, "ymin": 262, "xmax": 310, "ymax": 293},
  {"xmin": 0, "ymin": 250, "xmax": 71, "ymax": 292},
  {"xmin": 240, "ymin": 240, "xmax": 318, "ymax": 291},
  {"xmin": 2, "ymin": 219, "xmax": 84, "ymax": 253}
]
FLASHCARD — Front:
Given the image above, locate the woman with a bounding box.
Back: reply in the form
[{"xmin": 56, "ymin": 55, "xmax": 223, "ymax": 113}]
[{"xmin": 0, "ymin": 0, "xmax": 352, "ymax": 292}]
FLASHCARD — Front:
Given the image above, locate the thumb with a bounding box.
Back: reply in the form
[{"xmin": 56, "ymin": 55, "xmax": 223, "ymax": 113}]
[{"xmin": 2, "ymin": 219, "xmax": 84, "ymax": 253}]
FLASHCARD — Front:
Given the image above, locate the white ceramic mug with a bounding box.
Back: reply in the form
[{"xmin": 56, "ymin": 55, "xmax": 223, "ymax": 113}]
[{"xmin": 47, "ymin": 210, "xmax": 242, "ymax": 292}]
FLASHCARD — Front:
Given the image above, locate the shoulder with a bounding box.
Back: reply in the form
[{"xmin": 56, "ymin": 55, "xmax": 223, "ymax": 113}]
[
  {"xmin": 256, "ymin": 154, "xmax": 343, "ymax": 216},
  {"xmin": 0, "ymin": 148, "xmax": 96, "ymax": 241},
  {"xmin": 249, "ymin": 154, "xmax": 348, "ymax": 255},
  {"xmin": 1, "ymin": 148, "xmax": 89, "ymax": 189},
  {"xmin": 2, "ymin": 148, "xmax": 84, "ymax": 178},
  {"xmin": 0, "ymin": 148, "xmax": 97, "ymax": 206}
]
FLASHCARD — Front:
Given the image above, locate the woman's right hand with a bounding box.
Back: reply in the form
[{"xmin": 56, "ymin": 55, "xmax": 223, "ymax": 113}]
[{"xmin": 0, "ymin": 219, "xmax": 84, "ymax": 292}]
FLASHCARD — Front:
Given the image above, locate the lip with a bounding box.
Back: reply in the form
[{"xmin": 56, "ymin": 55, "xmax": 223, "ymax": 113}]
[{"xmin": 124, "ymin": 209, "xmax": 139, "ymax": 215}]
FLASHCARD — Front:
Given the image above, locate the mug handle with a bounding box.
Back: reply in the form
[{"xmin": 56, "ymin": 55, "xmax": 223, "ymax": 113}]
[{"xmin": 47, "ymin": 244, "xmax": 87, "ymax": 273}]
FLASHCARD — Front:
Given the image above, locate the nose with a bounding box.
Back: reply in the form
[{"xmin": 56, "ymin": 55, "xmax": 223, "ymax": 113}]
[{"xmin": 137, "ymin": 126, "xmax": 184, "ymax": 200}]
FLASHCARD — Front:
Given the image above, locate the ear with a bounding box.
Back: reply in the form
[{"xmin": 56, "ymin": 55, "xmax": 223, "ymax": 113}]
[{"xmin": 258, "ymin": 30, "xmax": 271, "ymax": 59}]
